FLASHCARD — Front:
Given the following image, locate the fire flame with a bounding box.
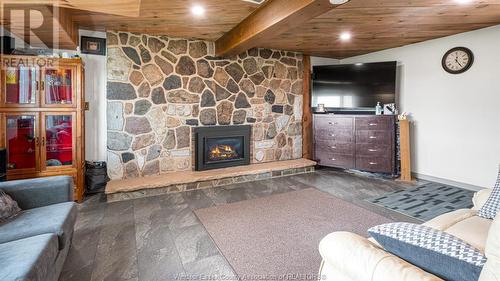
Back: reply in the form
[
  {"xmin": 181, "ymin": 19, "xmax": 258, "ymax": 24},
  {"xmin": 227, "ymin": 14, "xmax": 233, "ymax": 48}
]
[{"xmin": 209, "ymin": 144, "xmax": 237, "ymax": 160}]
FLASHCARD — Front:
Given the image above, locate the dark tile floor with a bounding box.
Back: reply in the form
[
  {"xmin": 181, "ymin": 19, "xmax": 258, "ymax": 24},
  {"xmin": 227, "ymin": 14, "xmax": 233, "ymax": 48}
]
[{"xmin": 59, "ymin": 168, "xmax": 424, "ymax": 281}]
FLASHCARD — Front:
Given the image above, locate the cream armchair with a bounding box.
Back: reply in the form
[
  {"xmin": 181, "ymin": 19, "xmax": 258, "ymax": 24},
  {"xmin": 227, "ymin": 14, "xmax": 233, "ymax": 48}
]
[{"xmin": 318, "ymin": 189, "xmax": 494, "ymax": 281}]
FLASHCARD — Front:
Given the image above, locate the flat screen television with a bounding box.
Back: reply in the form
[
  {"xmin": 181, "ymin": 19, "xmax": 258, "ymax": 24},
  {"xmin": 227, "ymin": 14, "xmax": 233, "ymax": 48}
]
[{"xmin": 312, "ymin": 61, "xmax": 397, "ymax": 113}]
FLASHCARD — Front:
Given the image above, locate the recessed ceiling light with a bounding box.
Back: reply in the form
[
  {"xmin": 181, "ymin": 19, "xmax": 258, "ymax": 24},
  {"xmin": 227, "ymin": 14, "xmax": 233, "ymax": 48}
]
[
  {"xmin": 340, "ymin": 32, "xmax": 352, "ymax": 42},
  {"xmin": 330, "ymin": 0, "xmax": 350, "ymax": 4},
  {"xmin": 191, "ymin": 5, "xmax": 205, "ymax": 16}
]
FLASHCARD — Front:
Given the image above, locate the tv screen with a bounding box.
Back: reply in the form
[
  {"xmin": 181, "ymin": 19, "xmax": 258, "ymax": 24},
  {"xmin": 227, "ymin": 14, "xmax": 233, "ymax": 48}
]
[{"xmin": 312, "ymin": 61, "xmax": 397, "ymax": 111}]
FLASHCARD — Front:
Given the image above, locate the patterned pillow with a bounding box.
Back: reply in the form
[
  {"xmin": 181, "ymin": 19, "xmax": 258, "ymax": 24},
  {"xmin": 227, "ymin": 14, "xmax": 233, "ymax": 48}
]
[
  {"xmin": 0, "ymin": 189, "xmax": 21, "ymax": 222},
  {"xmin": 478, "ymin": 167, "xmax": 500, "ymax": 219},
  {"xmin": 369, "ymin": 222, "xmax": 486, "ymax": 281}
]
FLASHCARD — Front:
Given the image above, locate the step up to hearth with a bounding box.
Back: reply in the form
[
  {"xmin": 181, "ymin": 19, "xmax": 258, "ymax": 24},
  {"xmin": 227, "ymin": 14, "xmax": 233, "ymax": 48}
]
[{"xmin": 106, "ymin": 158, "xmax": 317, "ymax": 202}]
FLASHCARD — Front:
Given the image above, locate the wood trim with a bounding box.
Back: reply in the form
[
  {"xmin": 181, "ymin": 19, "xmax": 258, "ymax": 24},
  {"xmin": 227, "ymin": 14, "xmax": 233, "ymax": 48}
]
[
  {"xmin": 0, "ymin": 108, "xmax": 81, "ymax": 112},
  {"xmin": 214, "ymin": 0, "xmax": 336, "ymax": 57},
  {"xmin": 302, "ymin": 55, "xmax": 313, "ymax": 160}
]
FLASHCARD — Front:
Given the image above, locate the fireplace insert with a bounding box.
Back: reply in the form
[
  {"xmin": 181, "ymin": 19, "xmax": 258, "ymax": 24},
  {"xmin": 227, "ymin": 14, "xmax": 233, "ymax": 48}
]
[{"xmin": 194, "ymin": 125, "xmax": 251, "ymax": 171}]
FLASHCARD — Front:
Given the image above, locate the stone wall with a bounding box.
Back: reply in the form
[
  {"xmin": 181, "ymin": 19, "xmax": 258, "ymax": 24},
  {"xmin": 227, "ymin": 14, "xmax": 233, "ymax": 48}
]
[{"xmin": 106, "ymin": 31, "xmax": 304, "ymax": 180}]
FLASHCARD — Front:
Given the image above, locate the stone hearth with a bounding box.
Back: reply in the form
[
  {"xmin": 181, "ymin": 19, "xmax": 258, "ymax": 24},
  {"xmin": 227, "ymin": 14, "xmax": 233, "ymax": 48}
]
[{"xmin": 106, "ymin": 158, "xmax": 316, "ymax": 202}]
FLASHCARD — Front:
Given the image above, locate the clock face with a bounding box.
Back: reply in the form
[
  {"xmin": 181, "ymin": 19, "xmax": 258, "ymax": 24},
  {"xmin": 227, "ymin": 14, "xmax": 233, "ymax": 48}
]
[{"xmin": 442, "ymin": 47, "xmax": 474, "ymax": 74}]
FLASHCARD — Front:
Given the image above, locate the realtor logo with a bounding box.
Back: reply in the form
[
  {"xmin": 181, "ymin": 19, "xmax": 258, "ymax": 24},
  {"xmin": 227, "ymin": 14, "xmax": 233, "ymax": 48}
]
[{"xmin": 1, "ymin": 3, "xmax": 59, "ymax": 50}]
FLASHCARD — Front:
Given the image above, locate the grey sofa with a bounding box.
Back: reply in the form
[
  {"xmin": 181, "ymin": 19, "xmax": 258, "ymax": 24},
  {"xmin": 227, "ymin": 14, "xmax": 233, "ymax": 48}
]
[{"xmin": 0, "ymin": 176, "xmax": 77, "ymax": 281}]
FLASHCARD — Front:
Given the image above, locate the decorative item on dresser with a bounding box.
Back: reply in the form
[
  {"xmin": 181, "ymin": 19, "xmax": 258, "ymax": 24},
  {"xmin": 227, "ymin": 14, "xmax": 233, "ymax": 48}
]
[
  {"xmin": 0, "ymin": 56, "xmax": 85, "ymax": 201},
  {"xmin": 313, "ymin": 114, "xmax": 396, "ymax": 174}
]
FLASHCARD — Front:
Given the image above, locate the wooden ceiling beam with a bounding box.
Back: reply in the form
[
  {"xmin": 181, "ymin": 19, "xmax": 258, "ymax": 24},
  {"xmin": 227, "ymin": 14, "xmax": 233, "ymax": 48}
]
[
  {"xmin": 214, "ymin": 0, "xmax": 337, "ymax": 57},
  {"xmin": 2, "ymin": 5, "xmax": 78, "ymax": 50}
]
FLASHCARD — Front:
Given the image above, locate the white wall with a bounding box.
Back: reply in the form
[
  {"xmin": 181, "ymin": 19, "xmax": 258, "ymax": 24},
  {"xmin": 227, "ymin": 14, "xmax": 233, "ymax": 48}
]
[
  {"xmin": 78, "ymin": 30, "xmax": 107, "ymax": 161},
  {"xmin": 311, "ymin": 56, "xmax": 339, "ymax": 67},
  {"xmin": 51, "ymin": 30, "xmax": 108, "ymax": 161},
  {"xmin": 341, "ymin": 25, "xmax": 500, "ymax": 189}
]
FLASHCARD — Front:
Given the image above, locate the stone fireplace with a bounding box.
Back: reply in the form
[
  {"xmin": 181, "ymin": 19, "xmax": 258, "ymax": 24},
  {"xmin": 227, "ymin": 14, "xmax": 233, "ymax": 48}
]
[
  {"xmin": 106, "ymin": 31, "xmax": 304, "ymax": 180},
  {"xmin": 194, "ymin": 125, "xmax": 251, "ymax": 171}
]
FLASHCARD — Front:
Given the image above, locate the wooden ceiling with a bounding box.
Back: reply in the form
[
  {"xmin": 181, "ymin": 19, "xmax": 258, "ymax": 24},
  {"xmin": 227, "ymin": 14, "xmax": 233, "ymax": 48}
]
[
  {"xmin": 71, "ymin": 0, "xmax": 260, "ymax": 41},
  {"xmin": 2, "ymin": 0, "xmax": 500, "ymax": 58},
  {"xmin": 0, "ymin": 0, "xmax": 142, "ymax": 17},
  {"xmin": 263, "ymin": 0, "xmax": 500, "ymax": 58}
]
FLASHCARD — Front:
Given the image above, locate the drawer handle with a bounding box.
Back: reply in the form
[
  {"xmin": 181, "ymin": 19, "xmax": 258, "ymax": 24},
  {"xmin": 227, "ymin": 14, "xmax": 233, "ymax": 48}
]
[
  {"xmin": 328, "ymin": 122, "xmax": 338, "ymax": 125},
  {"xmin": 368, "ymin": 149, "xmax": 378, "ymax": 152},
  {"xmin": 369, "ymin": 136, "xmax": 377, "ymax": 139},
  {"xmin": 330, "ymin": 134, "xmax": 335, "ymax": 137},
  {"xmin": 369, "ymin": 162, "xmax": 378, "ymax": 165},
  {"xmin": 369, "ymin": 123, "xmax": 378, "ymax": 126},
  {"xmin": 330, "ymin": 146, "xmax": 337, "ymax": 149},
  {"xmin": 331, "ymin": 158, "xmax": 336, "ymax": 161}
]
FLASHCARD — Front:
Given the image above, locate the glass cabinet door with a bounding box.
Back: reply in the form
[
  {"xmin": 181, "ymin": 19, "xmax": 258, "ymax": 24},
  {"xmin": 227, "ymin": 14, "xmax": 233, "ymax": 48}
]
[
  {"xmin": 2, "ymin": 66, "xmax": 38, "ymax": 107},
  {"xmin": 4, "ymin": 114, "xmax": 39, "ymax": 172},
  {"xmin": 43, "ymin": 113, "xmax": 75, "ymax": 169},
  {"xmin": 42, "ymin": 67, "xmax": 75, "ymax": 107}
]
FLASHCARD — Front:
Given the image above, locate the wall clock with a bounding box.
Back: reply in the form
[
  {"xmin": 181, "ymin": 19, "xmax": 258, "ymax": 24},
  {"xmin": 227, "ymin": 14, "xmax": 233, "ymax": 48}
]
[{"xmin": 442, "ymin": 47, "xmax": 474, "ymax": 74}]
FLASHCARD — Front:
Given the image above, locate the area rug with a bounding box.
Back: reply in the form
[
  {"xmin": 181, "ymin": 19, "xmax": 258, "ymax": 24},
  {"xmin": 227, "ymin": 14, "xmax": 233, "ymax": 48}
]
[
  {"xmin": 194, "ymin": 188, "xmax": 393, "ymax": 280},
  {"xmin": 366, "ymin": 182, "xmax": 475, "ymax": 221}
]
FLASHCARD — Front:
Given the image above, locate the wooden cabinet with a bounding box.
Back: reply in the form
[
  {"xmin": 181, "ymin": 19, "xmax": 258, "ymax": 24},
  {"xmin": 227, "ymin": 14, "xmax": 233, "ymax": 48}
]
[
  {"xmin": 0, "ymin": 56, "xmax": 85, "ymax": 201},
  {"xmin": 313, "ymin": 114, "xmax": 396, "ymax": 174}
]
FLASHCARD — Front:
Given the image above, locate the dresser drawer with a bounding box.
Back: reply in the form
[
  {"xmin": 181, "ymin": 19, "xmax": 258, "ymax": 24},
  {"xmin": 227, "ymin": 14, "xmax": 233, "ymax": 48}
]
[
  {"xmin": 355, "ymin": 116, "xmax": 393, "ymax": 131},
  {"xmin": 356, "ymin": 130, "xmax": 393, "ymax": 144},
  {"xmin": 315, "ymin": 116, "xmax": 354, "ymax": 130},
  {"xmin": 315, "ymin": 140, "xmax": 355, "ymax": 155},
  {"xmin": 316, "ymin": 151, "xmax": 354, "ymax": 169},
  {"xmin": 355, "ymin": 156, "xmax": 393, "ymax": 173},
  {"xmin": 315, "ymin": 129, "xmax": 354, "ymax": 142},
  {"xmin": 356, "ymin": 143, "xmax": 391, "ymax": 157}
]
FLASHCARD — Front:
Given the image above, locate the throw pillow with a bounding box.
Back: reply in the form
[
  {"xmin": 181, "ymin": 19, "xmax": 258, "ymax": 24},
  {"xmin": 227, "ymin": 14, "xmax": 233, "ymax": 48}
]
[
  {"xmin": 369, "ymin": 222, "xmax": 486, "ymax": 281},
  {"xmin": 0, "ymin": 189, "xmax": 21, "ymax": 222},
  {"xmin": 478, "ymin": 167, "xmax": 500, "ymax": 219}
]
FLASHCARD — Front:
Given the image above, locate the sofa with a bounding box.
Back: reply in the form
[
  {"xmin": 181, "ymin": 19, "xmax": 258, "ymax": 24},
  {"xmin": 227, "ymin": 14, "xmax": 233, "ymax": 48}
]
[
  {"xmin": 0, "ymin": 176, "xmax": 77, "ymax": 281},
  {"xmin": 319, "ymin": 188, "xmax": 498, "ymax": 281}
]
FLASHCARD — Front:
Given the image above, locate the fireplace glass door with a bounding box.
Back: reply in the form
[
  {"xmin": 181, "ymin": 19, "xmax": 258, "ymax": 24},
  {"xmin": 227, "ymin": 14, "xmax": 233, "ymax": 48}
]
[
  {"xmin": 205, "ymin": 136, "xmax": 244, "ymax": 163},
  {"xmin": 195, "ymin": 125, "xmax": 251, "ymax": 171}
]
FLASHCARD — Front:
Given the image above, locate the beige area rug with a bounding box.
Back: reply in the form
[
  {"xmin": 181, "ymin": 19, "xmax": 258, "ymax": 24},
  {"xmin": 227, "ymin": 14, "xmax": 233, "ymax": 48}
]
[{"xmin": 195, "ymin": 188, "xmax": 393, "ymax": 280}]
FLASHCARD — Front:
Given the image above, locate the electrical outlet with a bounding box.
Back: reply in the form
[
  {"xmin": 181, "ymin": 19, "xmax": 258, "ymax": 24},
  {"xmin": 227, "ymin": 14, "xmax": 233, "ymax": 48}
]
[{"xmin": 84, "ymin": 102, "xmax": 90, "ymax": 111}]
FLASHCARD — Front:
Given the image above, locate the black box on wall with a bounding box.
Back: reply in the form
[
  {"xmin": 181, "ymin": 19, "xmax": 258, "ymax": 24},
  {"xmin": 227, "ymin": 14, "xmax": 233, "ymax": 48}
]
[{"xmin": 1, "ymin": 36, "xmax": 15, "ymax": 54}]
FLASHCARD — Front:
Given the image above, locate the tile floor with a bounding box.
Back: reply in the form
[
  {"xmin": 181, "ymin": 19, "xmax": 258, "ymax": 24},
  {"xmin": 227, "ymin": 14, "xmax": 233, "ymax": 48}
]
[{"xmin": 59, "ymin": 168, "xmax": 424, "ymax": 281}]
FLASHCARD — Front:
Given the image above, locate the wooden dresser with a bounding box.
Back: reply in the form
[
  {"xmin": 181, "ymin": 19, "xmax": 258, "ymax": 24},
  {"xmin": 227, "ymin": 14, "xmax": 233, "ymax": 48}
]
[{"xmin": 313, "ymin": 114, "xmax": 396, "ymax": 174}]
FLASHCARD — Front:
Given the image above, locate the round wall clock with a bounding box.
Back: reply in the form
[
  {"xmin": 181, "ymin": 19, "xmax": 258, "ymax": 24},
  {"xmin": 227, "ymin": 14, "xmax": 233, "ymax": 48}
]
[{"xmin": 442, "ymin": 47, "xmax": 474, "ymax": 74}]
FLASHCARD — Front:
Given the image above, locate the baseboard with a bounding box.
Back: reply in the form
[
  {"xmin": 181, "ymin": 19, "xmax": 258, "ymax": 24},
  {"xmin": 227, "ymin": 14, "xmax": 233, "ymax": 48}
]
[{"xmin": 412, "ymin": 172, "xmax": 484, "ymax": 191}]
